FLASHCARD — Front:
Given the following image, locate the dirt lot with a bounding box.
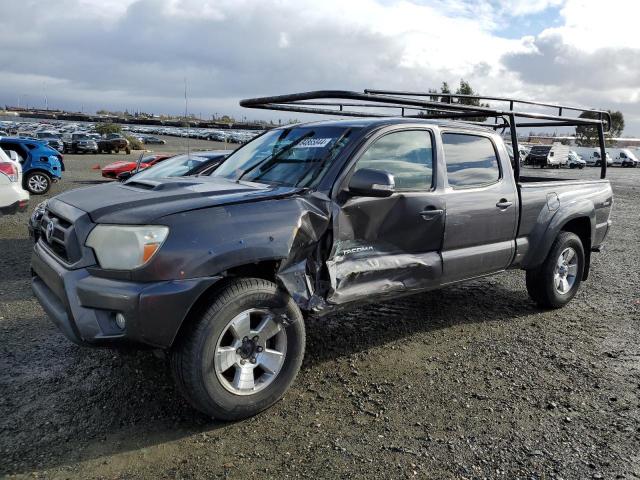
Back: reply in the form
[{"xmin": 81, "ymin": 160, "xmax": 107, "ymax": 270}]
[{"xmin": 1, "ymin": 141, "xmax": 639, "ymax": 479}]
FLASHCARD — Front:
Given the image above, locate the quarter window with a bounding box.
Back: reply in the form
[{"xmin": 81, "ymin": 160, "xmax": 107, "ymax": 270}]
[
  {"xmin": 354, "ymin": 130, "xmax": 433, "ymax": 190},
  {"xmin": 442, "ymin": 133, "xmax": 500, "ymax": 188}
]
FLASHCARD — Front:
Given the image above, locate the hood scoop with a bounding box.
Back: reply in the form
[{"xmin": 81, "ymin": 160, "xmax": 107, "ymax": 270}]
[{"xmin": 125, "ymin": 180, "xmax": 200, "ymax": 191}]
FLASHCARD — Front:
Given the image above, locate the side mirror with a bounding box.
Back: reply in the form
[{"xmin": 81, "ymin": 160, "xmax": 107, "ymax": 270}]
[
  {"xmin": 8, "ymin": 150, "xmax": 20, "ymax": 162},
  {"xmin": 348, "ymin": 168, "xmax": 395, "ymax": 197}
]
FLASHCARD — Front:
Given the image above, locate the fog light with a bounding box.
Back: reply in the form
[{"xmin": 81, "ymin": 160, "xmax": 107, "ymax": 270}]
[{"xmin": 115, "ymin": 313, "xmax": 126, "ymax": 330}]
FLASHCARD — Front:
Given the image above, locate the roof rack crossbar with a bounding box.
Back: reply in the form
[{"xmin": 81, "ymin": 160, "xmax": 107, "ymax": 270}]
[
  {"xmin": 240, "ymin": 90, "xmax": 610, "ymax": 131},
  {"xmin": 364, "ymin": 89, "xmax": 604, "ymax": 116},
  {"xmin": 239, "ymin": 89, "xmax": 610, "ymax": 180}
]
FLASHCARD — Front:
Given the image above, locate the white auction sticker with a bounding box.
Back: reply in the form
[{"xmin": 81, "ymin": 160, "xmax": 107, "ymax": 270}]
[{"xmin": 293, "ymin": 138, "xmax": 332, "ymax": 148}]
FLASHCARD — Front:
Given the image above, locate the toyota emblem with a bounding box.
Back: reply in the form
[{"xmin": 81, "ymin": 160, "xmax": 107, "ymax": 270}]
[{"xmin": 45, "ymin": 221, "xmax": 55, "ymax": 243}]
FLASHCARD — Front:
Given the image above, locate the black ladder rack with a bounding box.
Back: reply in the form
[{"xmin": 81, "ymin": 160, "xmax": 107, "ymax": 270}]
[{"xmin": 240, "ymin": 90, "xmax": 611, "ymax": 180}]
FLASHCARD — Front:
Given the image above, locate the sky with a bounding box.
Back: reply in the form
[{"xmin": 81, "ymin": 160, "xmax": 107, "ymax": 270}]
[{"xmin": 0, "ymin": 0, "xmax": 639, "ymax": 134}]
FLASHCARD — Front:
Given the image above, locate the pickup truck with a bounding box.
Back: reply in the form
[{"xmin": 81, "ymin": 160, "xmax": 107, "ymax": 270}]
[
  {"xmin": 63, "ymin": 133, "xmax": 98, "ymax": 154},
  {"xmin": 30, "ymin": 96, "xmax": 613, "ymax": 421},
  {"xmin": 97, "ymin": 133, "xmax": 131, "ymax": 154}
]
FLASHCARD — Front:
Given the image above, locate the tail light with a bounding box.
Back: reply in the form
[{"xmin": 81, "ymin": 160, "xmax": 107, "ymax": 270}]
[{"xmin": 0, "ymin": 162, "xmax": 18, "ymax": 182}]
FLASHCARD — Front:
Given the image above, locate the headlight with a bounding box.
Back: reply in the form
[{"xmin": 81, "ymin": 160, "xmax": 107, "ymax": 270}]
[{"xmin": 86, "ymin": 225, "xmax": 169, "ymax": 270}]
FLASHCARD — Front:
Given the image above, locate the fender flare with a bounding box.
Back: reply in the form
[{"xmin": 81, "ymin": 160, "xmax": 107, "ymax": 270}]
[{"xmin": 522, "ymin": 198, "xmax": 595, "ymax": 269}]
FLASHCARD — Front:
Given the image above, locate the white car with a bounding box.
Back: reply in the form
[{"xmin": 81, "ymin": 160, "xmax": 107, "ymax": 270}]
[
  {"xmin": 567, "ymin": 150, "xmax": 586, "ymax": 169},
  {"xmin": 0, "ymin": 147, "xmax": 29, "ymax": 215}
]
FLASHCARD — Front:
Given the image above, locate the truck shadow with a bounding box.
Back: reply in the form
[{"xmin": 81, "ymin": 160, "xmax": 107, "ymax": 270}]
[{"xmin": 1, "ymin": 275, "xmax": 536, "ymax": 475}]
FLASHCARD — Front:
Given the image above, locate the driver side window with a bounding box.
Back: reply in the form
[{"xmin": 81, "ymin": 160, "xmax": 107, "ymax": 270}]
[{"xmin": 354, "ymin": 130, "xmax": 434, "ymax": 191}]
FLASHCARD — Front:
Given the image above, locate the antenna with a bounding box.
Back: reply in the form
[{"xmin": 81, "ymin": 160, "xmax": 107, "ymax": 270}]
[{"xmin": 184, "ymin": 77, "xmax": 190, "ymax": 156}]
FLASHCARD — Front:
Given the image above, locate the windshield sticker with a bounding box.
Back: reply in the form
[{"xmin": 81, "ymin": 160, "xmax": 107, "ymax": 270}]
[{"xmin": 293, "ymin": 138, "xmax": 333, "ymax": 149}]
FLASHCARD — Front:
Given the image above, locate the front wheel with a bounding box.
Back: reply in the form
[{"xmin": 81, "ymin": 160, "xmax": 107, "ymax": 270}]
[
  {"xmin": 526, "ymin": 231, "xmax": 584, "ymax": 309},
  {"xmin": 25, "ymin": 171, "xmax": 51, "ymax": 195},
  {"xmin": 171, "ymin": 278, "xmax": 306, "ymax": 420}
]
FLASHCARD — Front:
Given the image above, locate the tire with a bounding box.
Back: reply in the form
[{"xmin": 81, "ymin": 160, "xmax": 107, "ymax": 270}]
[
  {"xmin": 171, "ymin": 278, "xmax": 306, "ymax": 420},
  {"xmin": 25, "ymin": 171, "xmax": 52, "ymax": 195},
  {"xmin": 125, "ymin": 147, "xmax": 131, "ymax": 154},
  {"xmin": 569, "ymin": 164, "xmax": 575, "ymax": 169},
  {"xmin": 526, "ymin": 231, "xmax": 585, "ymax": 309}
]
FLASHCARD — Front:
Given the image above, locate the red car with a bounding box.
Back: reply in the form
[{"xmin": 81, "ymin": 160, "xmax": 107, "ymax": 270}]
[{"xmin": 101, "ymin": 154, "xmax": 171, "ymax": 179}]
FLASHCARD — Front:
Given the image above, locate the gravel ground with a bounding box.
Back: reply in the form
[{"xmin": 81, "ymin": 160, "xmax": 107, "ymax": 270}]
[{"xmin": 1, "ymin": 143, "xmax": 639, "ymax": 479}]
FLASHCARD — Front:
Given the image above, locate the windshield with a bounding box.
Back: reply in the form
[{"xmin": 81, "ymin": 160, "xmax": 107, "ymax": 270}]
[
  {"xmin": 132, "ymin": 154, "xmax": 208, "ymax": 180},
  {"xmin": 213, "ymin": 126, "xmax": 358, "ymax": 187}
]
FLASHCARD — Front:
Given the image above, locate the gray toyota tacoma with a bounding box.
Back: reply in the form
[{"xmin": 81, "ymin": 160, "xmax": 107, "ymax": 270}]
[{"xmin": 30, "ymin": 91, "xmax": 613, "ymax": 420}]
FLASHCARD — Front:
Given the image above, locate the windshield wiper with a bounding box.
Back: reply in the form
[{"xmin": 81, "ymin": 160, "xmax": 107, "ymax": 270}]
[{"xmin": 236, "ymin": 130, "xmax": 315, "ymax": 183}]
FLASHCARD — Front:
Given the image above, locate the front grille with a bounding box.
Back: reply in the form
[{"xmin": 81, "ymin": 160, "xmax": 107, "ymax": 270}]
[{"xmin": 40, "ymin": 208, "xmax": 82, "ymax": 264}]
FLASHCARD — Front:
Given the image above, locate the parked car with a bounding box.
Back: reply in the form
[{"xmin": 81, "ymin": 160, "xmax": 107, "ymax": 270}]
[
  {"xmin": 118, "ymin": 150, "xmax": 229, "ymax": 181},
  {"xmin": 63, "ymin": 133, "xmax": 98, "ymax": 154},
  {"xmin": 97, "ymin": 133, "xmax": 130, "ymax": 154},
  {"xmin": 525, "ymin": 143, "xmax": 570, "ymax": 168},
  {"xmin": 0, "ymin": 146, "xmax": 29, "ymax": 215},
  {"xmin": 0, "ymin": 137, "xmax": 63, "ymax": 194},
  {"xmin": 30, "ymin": 112, "xmax": 613, "ymax": 420},
  {"xmin": 101, "ymin": 153, "xmax": 171, "ymax": 180},
  {"xmin": 34, "ymin": 132, "xmax": 64, "ymax": 153},
  {"xmin": 567, "ymin": 150, "xmax": 586, "ymax": 169},
  {"xmin": 142, "ymin": 136, "xmax": 166, "ymax": 145},
  {"xmin": 609, "ymin": 148, "xmax": 638, "ymax": 167}
]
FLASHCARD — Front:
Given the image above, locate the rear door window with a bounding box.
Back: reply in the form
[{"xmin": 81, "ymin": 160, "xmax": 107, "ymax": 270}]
[{"xmin": 442, "ymin": 133, "xmax": 500, "ymax": 188}]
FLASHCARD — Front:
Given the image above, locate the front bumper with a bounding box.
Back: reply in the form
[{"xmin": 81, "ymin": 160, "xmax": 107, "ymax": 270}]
[{"xmin": 31, "ymin": 242, "xmax": 221, "ymax": 348}]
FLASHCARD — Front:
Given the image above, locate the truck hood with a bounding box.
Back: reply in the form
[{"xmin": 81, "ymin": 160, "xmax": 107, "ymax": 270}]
[{"xmin": 54, "ymin": 176, "xmax": 302, "ymax": 224}]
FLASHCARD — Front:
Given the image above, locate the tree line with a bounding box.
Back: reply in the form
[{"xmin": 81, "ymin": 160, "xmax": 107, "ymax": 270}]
[{"xmin": 423, "ymin": 80, "xmax": 624, "ymax": 146}]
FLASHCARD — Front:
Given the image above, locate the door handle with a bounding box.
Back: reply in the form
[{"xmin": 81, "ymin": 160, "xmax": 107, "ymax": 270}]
[
  {"xmin": 496, "ymin": 199, "xmax": 513, "ymax": 209},
  {"xmin": 419, "ymin": 208, "xmax": 444, "ymax": 219}
]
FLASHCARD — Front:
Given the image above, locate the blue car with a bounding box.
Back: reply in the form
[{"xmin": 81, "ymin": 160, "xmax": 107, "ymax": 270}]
[{"xmin": 0, "ymin": 137, "xmax": 64, "ymax": 194}]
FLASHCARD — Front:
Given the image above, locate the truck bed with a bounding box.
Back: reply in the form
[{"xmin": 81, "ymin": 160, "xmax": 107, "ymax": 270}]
[{"xmin": 513, "ymin": 177, "xmax": 613, "ymax": 268}]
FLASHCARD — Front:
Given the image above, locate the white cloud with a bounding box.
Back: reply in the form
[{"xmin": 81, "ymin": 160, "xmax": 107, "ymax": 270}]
[
  {"xmin": 0, "ymin": 0, "xmax": 638, "ymax": 133},
  {"xmin": 542, "ymin": 0, "xmax": 640, "ymax": 51}
]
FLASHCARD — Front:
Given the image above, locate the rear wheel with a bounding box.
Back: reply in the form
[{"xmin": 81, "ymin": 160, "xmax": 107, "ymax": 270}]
[
  {"xmin": 171, "ymin": 278, "xmax": 305, "ymax": 420},
  {"xmin": 25, "ymin": 171, "xmax": 51, "ymax": 195},
  {"xmin": 526, "ymin": 231, "xmax": 584, "ymax": 309}
]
